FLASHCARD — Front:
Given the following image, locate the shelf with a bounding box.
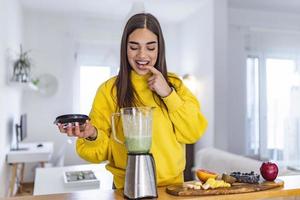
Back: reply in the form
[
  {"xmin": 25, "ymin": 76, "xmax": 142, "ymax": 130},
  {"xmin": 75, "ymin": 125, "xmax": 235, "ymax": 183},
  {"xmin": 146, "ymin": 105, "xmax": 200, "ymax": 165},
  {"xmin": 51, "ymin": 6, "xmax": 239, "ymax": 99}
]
[{"xmin": 8, "ymin": 81, "xmax": 38, "ymax": 91}]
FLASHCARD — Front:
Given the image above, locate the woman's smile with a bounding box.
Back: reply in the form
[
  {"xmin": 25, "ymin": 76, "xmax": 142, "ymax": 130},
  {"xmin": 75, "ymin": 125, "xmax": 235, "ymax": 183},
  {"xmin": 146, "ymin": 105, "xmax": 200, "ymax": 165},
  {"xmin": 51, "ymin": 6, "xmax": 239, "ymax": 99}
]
[{"xmin": 135, "ymin": 60, "xmax": 150, "ymax": 70}]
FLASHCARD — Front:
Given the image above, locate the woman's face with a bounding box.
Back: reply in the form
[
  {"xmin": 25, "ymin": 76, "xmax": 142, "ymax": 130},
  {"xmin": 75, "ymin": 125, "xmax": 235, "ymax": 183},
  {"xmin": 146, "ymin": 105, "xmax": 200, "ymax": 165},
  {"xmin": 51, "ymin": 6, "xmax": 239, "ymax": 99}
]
[{"xmin": 127, "ymin": 28, "xmax": 158, "ymax": 75}]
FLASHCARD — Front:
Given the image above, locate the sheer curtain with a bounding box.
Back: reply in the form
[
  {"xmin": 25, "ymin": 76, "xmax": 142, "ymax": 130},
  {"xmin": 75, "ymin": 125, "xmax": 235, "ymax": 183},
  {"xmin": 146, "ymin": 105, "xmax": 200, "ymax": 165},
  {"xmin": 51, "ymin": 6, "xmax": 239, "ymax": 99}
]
[
  {"xmin": 285, "ymin": 83, "xmax": 300, "ymax": 165},
  {"xmin": 247, "ymin": 56, "xmax": 300, "ymax": 165}
]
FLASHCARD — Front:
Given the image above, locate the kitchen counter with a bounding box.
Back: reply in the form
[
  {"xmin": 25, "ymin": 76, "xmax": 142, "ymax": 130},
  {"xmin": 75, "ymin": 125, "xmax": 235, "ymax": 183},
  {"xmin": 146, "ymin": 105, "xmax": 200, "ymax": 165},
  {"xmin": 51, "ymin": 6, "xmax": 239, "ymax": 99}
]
[{"xmin": 2, "ymin": 175, "xmax": 300, "ymax": 200}]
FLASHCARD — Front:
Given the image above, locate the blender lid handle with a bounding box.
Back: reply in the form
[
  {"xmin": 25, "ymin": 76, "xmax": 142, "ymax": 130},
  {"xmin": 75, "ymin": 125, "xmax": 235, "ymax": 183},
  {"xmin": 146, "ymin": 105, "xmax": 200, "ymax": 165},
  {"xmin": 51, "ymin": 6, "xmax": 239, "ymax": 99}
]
[{"xmin": 111, "ymin": 113, "xmax": 123, "ymax": 144}]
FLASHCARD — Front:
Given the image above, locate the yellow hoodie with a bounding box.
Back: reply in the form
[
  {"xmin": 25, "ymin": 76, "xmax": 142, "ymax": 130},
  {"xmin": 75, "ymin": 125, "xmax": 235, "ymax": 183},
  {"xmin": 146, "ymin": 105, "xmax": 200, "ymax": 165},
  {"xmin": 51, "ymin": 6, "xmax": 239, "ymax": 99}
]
[{"xmin": 76, "ymin": 70, "xmax": 208, "ymax": 189}]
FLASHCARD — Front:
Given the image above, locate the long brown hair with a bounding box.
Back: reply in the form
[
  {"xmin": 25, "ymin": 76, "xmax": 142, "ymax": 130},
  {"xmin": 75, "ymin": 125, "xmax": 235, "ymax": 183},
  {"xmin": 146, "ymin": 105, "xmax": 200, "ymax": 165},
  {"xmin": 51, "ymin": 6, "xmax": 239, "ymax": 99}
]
[{"xmin": 113, "ymin": 13, "xmax": 173, "ymax": 109}]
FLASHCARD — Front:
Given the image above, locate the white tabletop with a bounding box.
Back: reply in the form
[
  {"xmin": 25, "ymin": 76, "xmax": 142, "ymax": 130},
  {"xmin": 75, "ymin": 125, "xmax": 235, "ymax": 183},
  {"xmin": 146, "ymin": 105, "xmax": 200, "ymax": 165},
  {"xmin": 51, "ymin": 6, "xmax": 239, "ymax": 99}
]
[
  {"xmin": 33, "ymin": 163, "xmax": 113, "ymax": 196},
  {"xmin": 6, "ymin": 142, "xmax": 53, "ymax": 163}
]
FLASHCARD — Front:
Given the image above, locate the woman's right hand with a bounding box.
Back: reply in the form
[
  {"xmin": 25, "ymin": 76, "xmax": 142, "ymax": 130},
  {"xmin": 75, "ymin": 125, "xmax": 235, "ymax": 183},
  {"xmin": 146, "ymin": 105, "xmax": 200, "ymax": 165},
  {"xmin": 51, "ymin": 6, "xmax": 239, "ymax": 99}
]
[{"xmin": 57, "ymin": 120, "xmax": 97, "ymax": 139}]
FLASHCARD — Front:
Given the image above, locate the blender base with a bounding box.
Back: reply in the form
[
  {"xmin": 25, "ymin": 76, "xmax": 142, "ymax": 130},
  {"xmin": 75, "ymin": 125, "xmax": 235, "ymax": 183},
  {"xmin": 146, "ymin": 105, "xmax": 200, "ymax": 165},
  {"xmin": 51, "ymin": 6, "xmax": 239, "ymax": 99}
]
[{"xmin": 124, "ymin": 153, "xmax": 158, "ymax": 199}]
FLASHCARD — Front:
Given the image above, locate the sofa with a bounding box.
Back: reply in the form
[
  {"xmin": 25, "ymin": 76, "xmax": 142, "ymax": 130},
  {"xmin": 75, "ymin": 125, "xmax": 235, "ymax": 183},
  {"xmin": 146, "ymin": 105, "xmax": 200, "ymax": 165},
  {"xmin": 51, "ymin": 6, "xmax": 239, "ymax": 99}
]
[{"xmin": 193, "ymin": 147, "xmax": 294, "ymax": 177}]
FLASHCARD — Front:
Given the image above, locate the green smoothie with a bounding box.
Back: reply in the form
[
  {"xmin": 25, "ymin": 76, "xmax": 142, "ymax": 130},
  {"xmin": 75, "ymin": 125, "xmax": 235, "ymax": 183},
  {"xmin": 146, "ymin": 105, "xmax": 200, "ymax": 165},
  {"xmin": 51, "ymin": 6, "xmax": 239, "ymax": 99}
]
[{"xmin": 125, "ymin": 136, "xmax": 151, "ymax": 153}]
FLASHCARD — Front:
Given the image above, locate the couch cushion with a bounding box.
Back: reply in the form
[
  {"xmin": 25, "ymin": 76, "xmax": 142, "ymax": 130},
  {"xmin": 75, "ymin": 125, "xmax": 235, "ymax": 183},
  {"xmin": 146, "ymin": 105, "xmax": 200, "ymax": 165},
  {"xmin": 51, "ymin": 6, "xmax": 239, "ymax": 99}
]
[
  {"xmin": 194, "ymin": 147, "xmax": 262, "ymax": 175},
  {"xmin": 193, "ymin": 148, "xmax": 296, "ymax": 178}
]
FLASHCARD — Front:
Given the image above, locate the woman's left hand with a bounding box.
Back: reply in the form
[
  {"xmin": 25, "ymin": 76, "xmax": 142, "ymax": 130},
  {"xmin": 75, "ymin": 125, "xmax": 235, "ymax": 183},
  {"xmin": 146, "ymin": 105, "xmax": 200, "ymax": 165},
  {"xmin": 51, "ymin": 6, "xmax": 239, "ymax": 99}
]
[{"xmin": 144, "ymin": 66, "xmax": 172, "ymax": 97}]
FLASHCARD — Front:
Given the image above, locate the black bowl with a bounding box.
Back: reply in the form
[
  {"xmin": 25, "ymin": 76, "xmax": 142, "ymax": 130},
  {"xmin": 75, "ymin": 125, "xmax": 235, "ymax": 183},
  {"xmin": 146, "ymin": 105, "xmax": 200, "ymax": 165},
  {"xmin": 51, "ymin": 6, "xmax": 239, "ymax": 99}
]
[
  {"xmin": 54, "ymin": 114, "xmax": 90, "ymax": 131},
  {"xmin": 54, "ymin": 114, "xmax": 90, "ymax": 126}
]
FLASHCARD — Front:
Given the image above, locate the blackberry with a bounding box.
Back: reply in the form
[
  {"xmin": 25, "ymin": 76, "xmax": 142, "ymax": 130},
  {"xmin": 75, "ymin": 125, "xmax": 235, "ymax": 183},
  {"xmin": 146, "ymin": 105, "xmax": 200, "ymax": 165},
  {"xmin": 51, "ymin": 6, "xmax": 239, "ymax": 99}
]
[{"xmin": 230, "ymin": 171, "xmax": 260, "ymax": 184}]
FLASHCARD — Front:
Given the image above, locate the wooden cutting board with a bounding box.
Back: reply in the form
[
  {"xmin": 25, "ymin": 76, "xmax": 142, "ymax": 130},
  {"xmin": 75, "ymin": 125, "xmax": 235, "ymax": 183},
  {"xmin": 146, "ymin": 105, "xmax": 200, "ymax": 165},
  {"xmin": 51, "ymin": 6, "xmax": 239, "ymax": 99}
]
[{"xmin": 166, "ymin": 179, "xmax": 284, "ymax": 196}]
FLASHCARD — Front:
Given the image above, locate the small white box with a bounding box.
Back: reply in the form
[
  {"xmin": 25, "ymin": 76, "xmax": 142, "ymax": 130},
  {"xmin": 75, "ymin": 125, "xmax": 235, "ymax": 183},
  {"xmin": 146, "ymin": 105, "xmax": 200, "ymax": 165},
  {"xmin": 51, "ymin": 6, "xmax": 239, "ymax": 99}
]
[{"xmin": 63, "ymin": 170, "xmax": 100, "ymax": 187}]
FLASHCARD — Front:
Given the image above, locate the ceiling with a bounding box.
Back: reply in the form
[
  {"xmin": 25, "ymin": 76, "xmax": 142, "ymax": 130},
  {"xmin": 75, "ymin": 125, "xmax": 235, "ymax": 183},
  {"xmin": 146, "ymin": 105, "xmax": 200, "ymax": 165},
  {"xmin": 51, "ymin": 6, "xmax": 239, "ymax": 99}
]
[
  {"xmin": 19, "ymin": 0, "xmax": 204, "ymax": 23},
  {"xmin": 229, "ymin": 0, "xmax": 300, "ymax": 14},
  {"xmin": 20, "ymin": 0, "xmax": 300, "ymax": 23}
]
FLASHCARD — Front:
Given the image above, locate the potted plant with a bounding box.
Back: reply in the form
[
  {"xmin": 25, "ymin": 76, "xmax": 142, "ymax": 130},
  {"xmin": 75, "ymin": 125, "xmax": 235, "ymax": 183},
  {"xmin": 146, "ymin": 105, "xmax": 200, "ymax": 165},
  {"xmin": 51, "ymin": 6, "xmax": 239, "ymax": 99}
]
[{"xmin": 12, "ymin": 45, "xmax": 32, "ymax": 83}]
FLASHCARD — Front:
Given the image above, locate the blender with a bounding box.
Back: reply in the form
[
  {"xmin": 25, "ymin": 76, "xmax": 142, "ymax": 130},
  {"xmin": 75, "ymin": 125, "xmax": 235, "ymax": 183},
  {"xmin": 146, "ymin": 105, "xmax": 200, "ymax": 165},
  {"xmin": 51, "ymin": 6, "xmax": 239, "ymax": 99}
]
[{"xmin": 112, "ymin": 107, "xmax": 157, "ymax": 199}]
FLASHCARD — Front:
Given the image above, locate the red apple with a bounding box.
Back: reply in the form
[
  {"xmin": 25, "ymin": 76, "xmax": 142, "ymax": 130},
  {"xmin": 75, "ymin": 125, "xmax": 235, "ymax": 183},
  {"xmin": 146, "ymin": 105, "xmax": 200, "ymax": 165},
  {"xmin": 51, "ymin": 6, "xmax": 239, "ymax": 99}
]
[{"xmin": 260, "ymin": 162, "xmax": 278, "ymax": 181}]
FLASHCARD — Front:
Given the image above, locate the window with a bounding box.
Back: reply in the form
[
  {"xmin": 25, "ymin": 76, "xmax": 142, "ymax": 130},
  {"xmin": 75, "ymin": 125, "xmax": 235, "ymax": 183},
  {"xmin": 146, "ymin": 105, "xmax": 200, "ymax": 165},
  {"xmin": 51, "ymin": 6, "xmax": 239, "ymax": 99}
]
[
  {"xmin": 79, "ymin": 66, "xmax": 111, "ymax": 114},
  {"xmin": 247, "ymin": 57, "xmax": 300, "ymax": 163},
  {"xmin": 266, "ymin": 59, "xmax": 294, "ymax": 149},
  {"xmin": 246, "ymin": 57, "xmax": 260, "ymax": 155}
]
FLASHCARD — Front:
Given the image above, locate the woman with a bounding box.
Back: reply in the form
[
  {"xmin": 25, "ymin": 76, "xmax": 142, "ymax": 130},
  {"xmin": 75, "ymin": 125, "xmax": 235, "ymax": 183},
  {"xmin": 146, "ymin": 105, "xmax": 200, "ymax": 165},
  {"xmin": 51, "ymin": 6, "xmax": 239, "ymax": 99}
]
[{"xmin": 58, "ymin": 13, "xmax": 207, "ymax": 189}]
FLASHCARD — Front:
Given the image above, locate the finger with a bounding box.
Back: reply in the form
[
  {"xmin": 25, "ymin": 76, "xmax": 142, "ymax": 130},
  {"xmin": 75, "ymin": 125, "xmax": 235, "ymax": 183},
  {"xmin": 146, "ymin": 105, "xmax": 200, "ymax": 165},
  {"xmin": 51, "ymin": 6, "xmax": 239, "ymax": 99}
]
[
  {"xmin": 73, "ymin": 122, "xmax": 81, "ymax": 137},
  {"xmin": 85, "ymin": 123, "xmax": 95, "ymax": 135},
  {"xmin": 66, "ymin": 123, "xmax": 74, "ymax": 137},
  {"xmin": 62, "ymin": 123, "xmax": 69, "ymax": 129},
  {"xmin": 90, "ymin": 124, "xmax": 99, "ymax": 135},
  {"xmin": 84, "ymin": 120, "xmax": 91, "ymax": 129},
  {"xmin": 67, "ymin": 132, "xmax": 74, "ymax": 137},
  {"xmin": 148, "ymin": 83, "xmax": 155, "ymax": 91},
  {"xmin": 81, "ymin": 122, "xmax": 93, "ymax": 138},
  {"xmin": 143, "ymin": 65, "xmax": 160, "ymax": 75},
  {"xmin": 77, "ymin": 131, "xmax": 85, "ymax": 138},
  {"xmin": 57, "ymin": 123, "xmax": 66, "ymax": 133},
  {"xmin": 149, "ymin": 87, "xmax": 155, "ymax": 91},
  {"xmin": 148, "ymin": 79, "xmax": 155, "ymax": 86},
  {"xmin": 148, "ymin": 75, "xmax": 156, "ymax": 82},
  {"xmin": 82, "ymin": 131, "xmax": 91, "ymax": 138},
  {"xmin": 85, "ymin": 119, "xmax": 91, "ymax": 126},
  {"xmin": 81, "ymin": 121, "xmax": 94, "ymax": 138},
  {"xmin": 85, "ymin": 121, "xmax": 93, "ymax": 129},
  {"xmin": 148, "ymin": 79, "xmax": 156, "ymax": 86},
  {"xmin": 84, "ymin": 121, "xmax": 92, "ymax": 131}
]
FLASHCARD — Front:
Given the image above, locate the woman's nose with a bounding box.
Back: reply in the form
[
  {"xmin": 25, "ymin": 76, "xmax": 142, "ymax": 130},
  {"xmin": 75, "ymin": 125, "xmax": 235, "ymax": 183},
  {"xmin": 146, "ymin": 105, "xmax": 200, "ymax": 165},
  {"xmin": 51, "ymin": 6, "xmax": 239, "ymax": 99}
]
[{"xmin": 137, "ymin": 48, "xmax": 146, "ymax": 58}]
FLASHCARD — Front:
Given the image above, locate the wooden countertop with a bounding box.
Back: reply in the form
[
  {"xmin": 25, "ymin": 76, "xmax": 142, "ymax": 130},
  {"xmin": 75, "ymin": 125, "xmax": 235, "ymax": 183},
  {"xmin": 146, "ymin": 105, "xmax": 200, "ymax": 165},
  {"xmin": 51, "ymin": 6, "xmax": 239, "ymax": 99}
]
[{"xmin": 2, "ymin": 175, "xmax": 300, "ymax": 200}]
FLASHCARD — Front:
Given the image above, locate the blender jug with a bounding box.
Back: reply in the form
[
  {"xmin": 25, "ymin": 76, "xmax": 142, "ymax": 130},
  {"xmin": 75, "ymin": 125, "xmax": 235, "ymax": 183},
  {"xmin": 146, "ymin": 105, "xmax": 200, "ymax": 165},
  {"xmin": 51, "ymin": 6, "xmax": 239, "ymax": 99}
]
[
  {"xmin": 111, "ymin": 107, "xmax": 158, "ymax": 199},
  {"xmin": 112, "ymin": 107, "xmax": 153, "ymax": 153}
]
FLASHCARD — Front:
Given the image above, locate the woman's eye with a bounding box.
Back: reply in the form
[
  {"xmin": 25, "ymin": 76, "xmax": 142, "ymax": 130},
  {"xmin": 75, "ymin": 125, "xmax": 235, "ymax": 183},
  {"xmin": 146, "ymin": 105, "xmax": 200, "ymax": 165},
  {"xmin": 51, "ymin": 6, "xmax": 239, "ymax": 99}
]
[
  {"xmin": 147, "ymin": 47, "xmax": 155, "ymax": 51},
  {"xmin": 129, "ymin": 46, "xmax": 138, "ymax": 50}
]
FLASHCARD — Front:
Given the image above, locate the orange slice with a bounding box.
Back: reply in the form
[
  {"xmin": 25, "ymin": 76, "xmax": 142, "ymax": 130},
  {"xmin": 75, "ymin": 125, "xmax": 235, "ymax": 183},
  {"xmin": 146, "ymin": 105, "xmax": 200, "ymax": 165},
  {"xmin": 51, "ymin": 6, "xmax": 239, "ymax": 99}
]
[{"xmin": 196, "ymin": 169, "xmax": 218, "ymax": 182}]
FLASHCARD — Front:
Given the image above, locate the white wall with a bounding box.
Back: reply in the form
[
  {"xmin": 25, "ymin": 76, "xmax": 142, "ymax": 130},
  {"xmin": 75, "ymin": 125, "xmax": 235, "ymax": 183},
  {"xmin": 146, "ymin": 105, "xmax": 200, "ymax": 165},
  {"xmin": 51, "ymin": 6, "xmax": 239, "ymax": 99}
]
[
  {"xmin": 227, "ymin": 26, "xmax": 247, "ymax": 155},
  {"xmin": 179, "ymin": 0, "xmax": 216, "ymax": 154},
  {"xmin": 0, "ymin": 0, "xmax": 23, "ymax": 197},
  {"xmin": 22, "ymin": 11, "xmax": 83, "ymax": 171},
  {"xmin": 213, "ymin": 0, "xmax": 228, "ymax": 151},
  {"xmin": 21, "ymin": 9, "xmax": 182, "ymax": 182},
  {"xmin": 229, "ymin": 8, "xmax": 300, "ymax": 32}
]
